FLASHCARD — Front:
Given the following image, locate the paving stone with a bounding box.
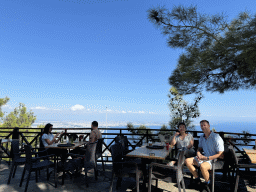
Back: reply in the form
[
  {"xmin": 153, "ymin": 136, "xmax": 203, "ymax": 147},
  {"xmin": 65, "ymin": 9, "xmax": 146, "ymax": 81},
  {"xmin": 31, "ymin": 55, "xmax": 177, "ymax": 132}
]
[{"xmin": 0, "ymin": 161, "xmax": 253, "ymax": 192}]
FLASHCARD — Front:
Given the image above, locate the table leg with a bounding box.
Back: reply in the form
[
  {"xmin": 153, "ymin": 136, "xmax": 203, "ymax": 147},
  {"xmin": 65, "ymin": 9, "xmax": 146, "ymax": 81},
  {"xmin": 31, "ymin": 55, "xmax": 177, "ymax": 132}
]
[{"xmin": 141, "ymin": 158, "xmax": 155, "ymax": 191}]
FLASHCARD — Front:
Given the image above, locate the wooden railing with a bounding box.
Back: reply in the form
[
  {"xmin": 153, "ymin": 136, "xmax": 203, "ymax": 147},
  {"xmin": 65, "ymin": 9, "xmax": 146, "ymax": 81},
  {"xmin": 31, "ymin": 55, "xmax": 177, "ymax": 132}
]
[{"xmin": 1, "ymin": 127, "xmax": 256, "ymax": 162}]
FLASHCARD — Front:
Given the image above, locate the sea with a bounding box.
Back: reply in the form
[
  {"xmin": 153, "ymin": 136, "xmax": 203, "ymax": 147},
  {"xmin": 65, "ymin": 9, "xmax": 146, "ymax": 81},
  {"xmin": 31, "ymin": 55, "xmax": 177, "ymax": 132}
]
[
  {"xmin": 101, "ymin": 121, "xmax": 256, "ymax": 149},
  {"xmin": 38, "ymin": 121, "xmax": 256, "ymax": 148}
]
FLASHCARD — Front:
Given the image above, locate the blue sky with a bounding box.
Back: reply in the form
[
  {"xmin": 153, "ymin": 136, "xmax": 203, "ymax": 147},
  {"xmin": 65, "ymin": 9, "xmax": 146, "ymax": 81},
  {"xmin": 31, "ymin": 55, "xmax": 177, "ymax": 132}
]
[{"xmin": 1, "ymin": 0, "xmax": 256, "ymax": 127}]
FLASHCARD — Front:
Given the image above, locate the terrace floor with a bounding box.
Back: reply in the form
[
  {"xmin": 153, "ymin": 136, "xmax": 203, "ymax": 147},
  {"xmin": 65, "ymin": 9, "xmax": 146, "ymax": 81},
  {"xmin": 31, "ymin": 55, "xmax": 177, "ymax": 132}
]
[{"xmin": 0, "ymin": 160, "xmax": 254, "ymax": 192}]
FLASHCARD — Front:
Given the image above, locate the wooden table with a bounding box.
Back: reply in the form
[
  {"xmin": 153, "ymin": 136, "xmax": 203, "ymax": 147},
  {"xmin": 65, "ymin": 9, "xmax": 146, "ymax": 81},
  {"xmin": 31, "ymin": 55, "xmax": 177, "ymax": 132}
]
[
  {"xmin": 46, "ymin": 141, "xmax": 88, "ymax": 185},
  {"xmin": 126, "ymin": 142, "xmax": 173, "ymax": 189},
  {"xmin": 243, "ymin": 148, "xmax": 256, "ymax": 164},
  {"xmin": 126, "ymin": 142, "xmax": 173, "ymax": 160},
  {"xmin": 45, "ymin": 141, "xmax": 87, "ymax": 150}
]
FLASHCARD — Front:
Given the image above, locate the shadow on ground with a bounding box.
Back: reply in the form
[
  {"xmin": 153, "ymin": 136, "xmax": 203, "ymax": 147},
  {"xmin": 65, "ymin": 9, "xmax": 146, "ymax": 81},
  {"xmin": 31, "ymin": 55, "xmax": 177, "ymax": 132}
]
[{"xmin": 0, "ymin": 161, "xmax": 252, "ymax": 192}]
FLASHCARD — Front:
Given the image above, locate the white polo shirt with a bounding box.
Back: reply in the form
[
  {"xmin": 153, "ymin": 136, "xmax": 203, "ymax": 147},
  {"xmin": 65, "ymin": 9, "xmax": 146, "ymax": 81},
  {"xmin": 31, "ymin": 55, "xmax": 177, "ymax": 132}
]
[{"xmin": 198, "ymin": 131, "xmax": 224, "ymax": 157}]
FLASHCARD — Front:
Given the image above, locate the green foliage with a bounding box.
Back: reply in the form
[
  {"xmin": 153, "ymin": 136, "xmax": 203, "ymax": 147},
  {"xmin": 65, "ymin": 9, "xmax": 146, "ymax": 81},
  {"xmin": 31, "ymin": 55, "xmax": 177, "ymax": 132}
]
[
  {"xmin": 37, "ymin": 124, "xmax": 45, "ymax": 128},
  {"xmin": 0, "ymin": 98, "xmax": 39, "ymax": 147},
  {"xmin": 148, "ymin": 5, "xmax": 256, "ymax": 94},
  {"xmin": 168, "ymin": 87, "xmax": 202, "ymax": 130},
  {"xmin": 127, "ymin": 123, "xmax": 152, "ymax": 135},
  {"xmin": 0, "ymin": 97, "xmax": 10, "ymax": 119},
  {"xmin": 1, "ymin": 103, "xmax": 36, "ymax": 128},
  {"xmin": 157, "ymin": 124, "xmax": 174, "ymax": 136},
  {"xmin": 212, "ymin": 127, "xmax": 217, "ymax": 132},
  {"xmin": 126, "ymin": 122, "xmax": 153, "ymax": 143}
]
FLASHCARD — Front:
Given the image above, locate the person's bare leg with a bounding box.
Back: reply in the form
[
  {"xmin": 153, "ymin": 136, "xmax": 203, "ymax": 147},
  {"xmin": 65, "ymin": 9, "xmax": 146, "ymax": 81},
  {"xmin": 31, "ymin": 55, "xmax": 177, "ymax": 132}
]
[
  {"xmin": 200, "ymin": 162, "xmax": 211, "ymax": 182},
  {"xmin": 185, "ymin": 157, "xmax": 199, "ymax": 178}
]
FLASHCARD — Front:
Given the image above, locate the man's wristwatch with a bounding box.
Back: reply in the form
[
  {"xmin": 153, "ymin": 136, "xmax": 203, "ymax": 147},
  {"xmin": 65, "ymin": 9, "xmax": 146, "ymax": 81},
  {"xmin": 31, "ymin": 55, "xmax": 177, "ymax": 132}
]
[{"xmin": 207, "ymin": 156, "xmax": 209, "ymax": 160}]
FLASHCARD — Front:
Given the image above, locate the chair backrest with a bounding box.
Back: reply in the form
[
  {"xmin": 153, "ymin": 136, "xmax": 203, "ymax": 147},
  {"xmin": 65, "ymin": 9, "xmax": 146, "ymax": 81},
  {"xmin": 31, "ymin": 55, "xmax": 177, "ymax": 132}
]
[
  {"xmin": 110, "ymin": 143, "xmax": 125, "ymax": 173},
  {"xmin": 115, "ymin": 135, "xmax": 128, "ymax": 151},
  {"xmin": 39, "ymin": 136, "xmax": 44, "ymax": 148},
  {"xmin": 38, "ymin": 137, "xmax": 47, "ymax": 157},
  {"xmin": 11, "ymin": 140, "xmax": 20, "ymax": 160},
  {"xmin": 12, "ymin": 128, "xmax": 20, "ymax": 140},
  {"xmin": 0, "ymin": 139, "xmax": 2, "ymax": 162},
  {"xmin": 193, "ymin": 140, "xmax": 199, "ymax": 152},
  {"xmin": 229, "ymin": 145, "xmax": 238, "ymax": 166},
  {"xmin": 24, "ymin": 144, "xmax": 33, "ymax": 170},
  {"xmin": 222, "ymin": 144, "xmax": 231, "ymax": 160},
  {"xmin": 83, "ymin": 142, "xmax": 97, "ymax": 167},
  {"xmin": 96, "ymin": 138, "xmax": 104, "ymax": 158},
  {"xmin": 175, "ymin": 148, "xmax": 186, "ymax": 182},
  {"xmin": 0, "ymin": 139, "xmax": 2, "ymax": 153},
  {"xmin": 177, "ymin": 148, "xmax": 186, "ymax": 169}
]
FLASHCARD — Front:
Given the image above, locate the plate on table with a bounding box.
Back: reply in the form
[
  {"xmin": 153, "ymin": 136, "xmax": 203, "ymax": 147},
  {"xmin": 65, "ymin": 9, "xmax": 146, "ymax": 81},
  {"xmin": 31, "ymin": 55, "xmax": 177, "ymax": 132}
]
[
  {"xmin": 57, "ymin": 143, "xmax": 75, "ymax": 147},
  {"xmin": 146, "ymin": 145, "xmax": 164, "ymax": 149}
]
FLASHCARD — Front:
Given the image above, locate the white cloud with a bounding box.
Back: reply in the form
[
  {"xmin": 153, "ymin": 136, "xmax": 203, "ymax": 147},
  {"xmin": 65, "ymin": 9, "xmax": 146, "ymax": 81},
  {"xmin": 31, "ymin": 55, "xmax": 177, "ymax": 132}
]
[
  {"xmin": 53, "ymin": 108, "xmax": 61, "ymax": 111},
  {"xmin": 2, "ymin": 104, "xmax": 12, "ymax": 109},
  {"xmin": 31, "ymin": 106, "xmax": 48, "ymax": 110},
  {"xmin": 70, "ymin": 104, "xmax": 85, "ymax": 111},
  {"xmin": 121, "ymin": 111, "xmax": 126, "ymax": 113},
  {"xmin": 132, "ymin": 111, "xmax": 145, "ymax": 114}
]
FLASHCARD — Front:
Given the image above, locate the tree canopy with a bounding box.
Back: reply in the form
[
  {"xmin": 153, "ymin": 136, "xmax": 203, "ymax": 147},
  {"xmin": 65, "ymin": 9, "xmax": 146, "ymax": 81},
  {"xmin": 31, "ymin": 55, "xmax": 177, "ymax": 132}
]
[
  {"xmin": 0, "ymin": 97, "xmax": 10, "ymax": 119},
  {"xmin": 126, "ymin": 122, "xmax": 153, "ymax": 143},
  {"xmin": 0, "ymin": 98, "xmax": 36, "ymax": 128},
  {"xmin": 148, "ymin": 5, "xmax": 256, "ymax": 94},
  {"xmin": 168, "ymin": 87, "xmax": 202, "ymax": 130}
]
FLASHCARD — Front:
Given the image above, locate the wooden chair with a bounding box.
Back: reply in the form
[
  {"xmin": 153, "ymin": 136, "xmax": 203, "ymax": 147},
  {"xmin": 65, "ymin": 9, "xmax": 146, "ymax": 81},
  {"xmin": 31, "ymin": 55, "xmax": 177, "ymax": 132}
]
[
  {"xmin": 0, "ymin": 139, "xmax": 3, "ymax": 164},
  {"xmin": 19, "ymin": 144, "xmax": 56, "ymax": 192},
  {"xmin": 7, "ymin": 140, "xmax": 44, "ymax": 184},
  {"xmin": 210, "ymin": 144, "xmax": 233, "ymax": 192},
  {"xmin": 148, "ymin": 148, "xmax": 186, "ymax": 192},
  {"xmin": 188, "ymin": 144, "xmax": 232, "ymax": 192},
  {"xmin": 115, "ymin": 135, "xmax": 142, "ymax": 164},
  {"xmin": 7, "ymin": 140, "xmax": 27, "ymax": 184},
  {"xmin": 229, "ymin": 145, "xmax": 256, "ymax": 192},
  {"xmin": 114, "ymin": 135, "xmax": 132, "ymax": 155},
  {"xmin": 64, "ymin": 142, "xmax": 98, "ymax": 187},
  {"xmin": 109, "ymin": 143, "xmax": 143, "ymax": 192},
  {"xmin": 95, "ymin": 138, "xmax": 105, "ymax": 174}
]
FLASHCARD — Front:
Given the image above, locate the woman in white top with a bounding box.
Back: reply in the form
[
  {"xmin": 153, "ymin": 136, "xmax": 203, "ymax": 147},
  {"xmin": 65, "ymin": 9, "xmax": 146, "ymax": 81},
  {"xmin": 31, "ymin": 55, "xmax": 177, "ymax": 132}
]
[
  {"xmin": 168, "ymin": 122, "xmax": 195, "ymax": 166},
  {"xmin": 42, "ymin": 123, "xmax": 63, "ymax": 147}
]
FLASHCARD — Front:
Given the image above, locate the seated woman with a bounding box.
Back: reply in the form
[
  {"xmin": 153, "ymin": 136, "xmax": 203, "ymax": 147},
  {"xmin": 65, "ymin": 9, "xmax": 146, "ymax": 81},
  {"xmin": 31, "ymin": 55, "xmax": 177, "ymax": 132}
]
[
  {"xmin": 42, "ymin": 123, "xmax": 63, "ymax": 147},
  {"xmin": 168, "ymin": 122, "xmax": 195, "ymax": 166}
]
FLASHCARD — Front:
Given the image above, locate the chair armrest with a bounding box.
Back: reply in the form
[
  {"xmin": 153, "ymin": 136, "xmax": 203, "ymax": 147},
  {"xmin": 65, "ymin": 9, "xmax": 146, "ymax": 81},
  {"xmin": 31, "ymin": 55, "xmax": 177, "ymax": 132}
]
[
  {"xmin": 66, "ymin": 153, "xmax": 84, "ymax": 158},
  {"xmin": 80, "ymin": 148, "xmax": 87, "ymax": 152},
  {"xmin": 238, "ymin": 164, "xmax": 256, "ymax": 169},
  {"xmin": 149, "ymin": 162, "xmax": 177, "ymax": 170},
  {"xmin": 114, "ymin": 161, "xmax": 140, "ymax": 171},
  {"xmin": 19, "ymin": 149, "xmax": 26, "ymax": 152},
  {"xmin": 35, "ymin": 154, "xmax": 55, "ymax": 160},
  {"xmin": 31, "ymin": 150, "xmax": 49, "ymax": 157},
  {"xmin": 113, "ymin": 161, "xmax": 139, "ymax": 167},
  {"xmin": 34, "ymin": 149, "xmax": 48, "ymax": 153},
  {"xmin": 31, "ymin": 147, "xmax": 48, "ymax": 150},
  {"xmin": 212, "ymin": 159, "xmax": 218, "ymax": 163},
  {"xmin": 13, "ymin": 152, "xmax": 26, "ymax": 155}
]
